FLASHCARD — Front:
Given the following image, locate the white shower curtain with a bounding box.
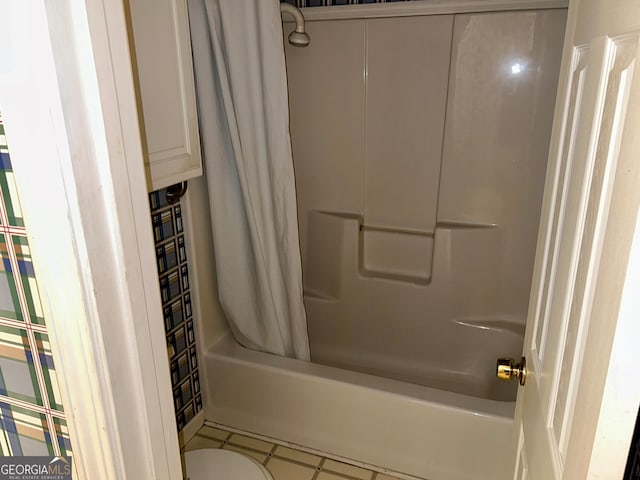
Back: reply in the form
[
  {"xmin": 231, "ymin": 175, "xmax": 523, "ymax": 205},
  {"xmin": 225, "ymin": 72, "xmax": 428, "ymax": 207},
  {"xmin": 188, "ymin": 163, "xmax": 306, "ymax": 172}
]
[{"xmin": 188, "ymin": 0, "xmax": 310, "ymax": 360}]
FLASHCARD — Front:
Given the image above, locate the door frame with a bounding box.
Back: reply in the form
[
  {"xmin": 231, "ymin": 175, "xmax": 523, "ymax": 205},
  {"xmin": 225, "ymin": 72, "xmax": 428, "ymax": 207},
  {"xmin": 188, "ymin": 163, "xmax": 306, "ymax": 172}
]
[
  {"xmin": 583, "ymin": 213, "xmax": 640, "ymax": 477},
  {"xmin": 0, "ymin": 0, "xmax": 182, "ymax": 478},
  {"xmin": 0, "ymin": 0, "xmax": 638, "ymax": 479}
]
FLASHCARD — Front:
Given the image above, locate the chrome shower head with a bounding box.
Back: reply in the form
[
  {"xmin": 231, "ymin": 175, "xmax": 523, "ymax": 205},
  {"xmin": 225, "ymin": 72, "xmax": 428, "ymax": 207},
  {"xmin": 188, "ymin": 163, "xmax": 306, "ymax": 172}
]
[{"xmin": 280, "ymin": 3, "xmax": 310, "ymax": 48}]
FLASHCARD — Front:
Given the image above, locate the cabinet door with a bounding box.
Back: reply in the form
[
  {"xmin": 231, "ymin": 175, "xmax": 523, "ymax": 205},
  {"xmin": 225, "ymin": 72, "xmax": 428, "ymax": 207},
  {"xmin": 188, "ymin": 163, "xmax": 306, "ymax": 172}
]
[{"xmin": 128, "ymin": 0, "xmax": 202, "ymax": 191}]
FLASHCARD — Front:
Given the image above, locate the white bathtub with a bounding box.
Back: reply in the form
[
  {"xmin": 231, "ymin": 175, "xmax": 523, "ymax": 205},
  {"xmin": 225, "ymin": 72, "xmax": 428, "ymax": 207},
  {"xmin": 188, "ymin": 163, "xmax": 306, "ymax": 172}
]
[{"xmin": 204, "ymin": 332, "xmax": 514, "ymax": 480}]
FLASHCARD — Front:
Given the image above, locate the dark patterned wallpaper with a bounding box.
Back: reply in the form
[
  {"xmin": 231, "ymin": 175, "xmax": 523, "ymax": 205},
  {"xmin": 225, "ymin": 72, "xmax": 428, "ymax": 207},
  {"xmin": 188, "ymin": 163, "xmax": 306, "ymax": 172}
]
[
  {"xmin": 149, "ymin": 188, "xmax": 202, "ymax": 432},
  {"xmin": 625, "ymin": 408, "xmax": 640, "ymax": 479},
  {"xmin": 283, "ymin": 0, "xmax": 414, "ymax": 6}
]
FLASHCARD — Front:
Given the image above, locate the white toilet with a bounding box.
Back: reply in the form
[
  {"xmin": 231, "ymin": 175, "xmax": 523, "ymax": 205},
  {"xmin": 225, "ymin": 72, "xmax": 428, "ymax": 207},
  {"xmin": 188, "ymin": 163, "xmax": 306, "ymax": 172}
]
[{"xmin": 185, "ymin": 449, "xmax": 274, "ymax": 480}]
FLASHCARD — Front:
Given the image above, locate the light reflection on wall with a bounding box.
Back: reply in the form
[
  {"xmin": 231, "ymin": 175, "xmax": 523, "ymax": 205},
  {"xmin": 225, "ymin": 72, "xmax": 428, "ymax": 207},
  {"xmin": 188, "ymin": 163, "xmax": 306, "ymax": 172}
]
[{"xmin": 511, "ymin": 62, "xmax": 525, "ymax": 75}]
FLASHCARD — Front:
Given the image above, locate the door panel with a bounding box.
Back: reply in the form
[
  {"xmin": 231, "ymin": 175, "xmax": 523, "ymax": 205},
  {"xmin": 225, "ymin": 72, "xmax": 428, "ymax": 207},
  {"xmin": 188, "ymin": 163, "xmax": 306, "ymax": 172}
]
[
  {"xmin": 530, "ymin": 46, "xmax": 588, "ymax": 367},
  {"xmin": 514, "ymin": 426, "xmax": 529, "ymax": 480},
  {"xmin": 552, "ymin": 34, "xmax": 638, "ymax": 459}
]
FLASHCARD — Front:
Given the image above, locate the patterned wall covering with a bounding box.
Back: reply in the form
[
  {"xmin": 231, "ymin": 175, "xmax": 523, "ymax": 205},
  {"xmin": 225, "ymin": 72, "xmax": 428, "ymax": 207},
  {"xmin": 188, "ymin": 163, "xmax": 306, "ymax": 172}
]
[
  {"xmin": 283, "ymin": 0, "xmax": 415, "ymax": 7},
  {"xmin": 0, "ymin": 114, "xmax": 72, "ymax": 457},
  {"xmin": 149, "ymin": 189, "xmax": 202, "ymax": 432}
]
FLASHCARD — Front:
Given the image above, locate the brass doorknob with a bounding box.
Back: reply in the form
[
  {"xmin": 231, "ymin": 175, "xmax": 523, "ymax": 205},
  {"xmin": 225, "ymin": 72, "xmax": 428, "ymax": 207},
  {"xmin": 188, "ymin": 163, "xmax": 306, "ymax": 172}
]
[{"xmin": 496, "ymin": 357, "xmax": 527, "ymax": 386}]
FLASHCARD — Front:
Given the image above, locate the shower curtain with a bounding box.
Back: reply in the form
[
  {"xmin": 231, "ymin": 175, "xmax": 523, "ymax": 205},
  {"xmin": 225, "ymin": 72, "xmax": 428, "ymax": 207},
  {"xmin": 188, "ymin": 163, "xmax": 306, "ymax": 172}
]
[{"xmin": 188, "ymin": 0, "xmax": 310, "ymax": 360}]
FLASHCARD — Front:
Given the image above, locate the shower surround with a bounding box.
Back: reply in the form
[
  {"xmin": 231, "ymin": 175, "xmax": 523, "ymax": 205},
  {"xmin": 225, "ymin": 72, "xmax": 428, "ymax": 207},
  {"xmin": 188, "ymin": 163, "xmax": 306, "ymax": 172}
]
[
  {"xmin": 284, "ymin": 9, "xmax": 567, "ymax": 400},
  {"xmin": 192, "ymin": 4, "xmax": 569, "ymax": 480}
]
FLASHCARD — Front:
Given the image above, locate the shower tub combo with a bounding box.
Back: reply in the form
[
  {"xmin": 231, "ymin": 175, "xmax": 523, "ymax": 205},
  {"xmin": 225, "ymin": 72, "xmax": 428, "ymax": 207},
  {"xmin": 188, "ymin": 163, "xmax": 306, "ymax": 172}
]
[{"xmin": 191, "ymin": 2, "xmax": 568, "ymax": 480}]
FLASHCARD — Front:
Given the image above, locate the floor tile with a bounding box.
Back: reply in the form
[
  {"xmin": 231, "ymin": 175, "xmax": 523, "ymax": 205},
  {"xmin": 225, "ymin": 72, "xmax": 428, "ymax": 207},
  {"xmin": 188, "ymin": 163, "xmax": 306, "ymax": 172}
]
[
  {"xmin": 265, "ymin": 457, "xmax": 317, "ymax": 480},
  {"xmin": 323, "ymin": 458, "xmax": 373, "ymax": 479},
  {"xmin": 228, "ymin": 433, "xmax": 274, "ymax": 452},
  {"xmin": 194, "ymin": 425, "xmax": 421, "ymax": 480},
  {"xmin": 184, "ymin": 434, "xmax": 223, "ymax": 451},
  {"xmin": 317, "ymin": 472, "xmax": 355, "ymax": 480},
  {"xmin": 223, "ymin": 443, "xmax": 268, "ymax": 463},
  {"xmin": 273, "ymin": 445, "xmax": 322, "ymax": 467}
]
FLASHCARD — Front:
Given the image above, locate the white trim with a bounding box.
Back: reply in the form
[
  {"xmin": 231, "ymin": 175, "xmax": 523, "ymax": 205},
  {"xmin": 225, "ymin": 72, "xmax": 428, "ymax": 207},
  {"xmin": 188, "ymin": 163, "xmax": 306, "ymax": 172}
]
[
  {"xmin": 0, "ymin": 0, "xmax": 181, "ymax": 478},
  {"xmin": 179, "ymin": 176, "xmax": 232, "ymax": 411},
  {"xmin": 180, "ymin": 410, "xmax": 206, "ymax": 449},
  {"xmin": 587, "ymin": 205, "xmax": 640, "ymax": 478},
  {"xmin": 286, "ymin": 0, "xmax": 568, "ymax": 21}
]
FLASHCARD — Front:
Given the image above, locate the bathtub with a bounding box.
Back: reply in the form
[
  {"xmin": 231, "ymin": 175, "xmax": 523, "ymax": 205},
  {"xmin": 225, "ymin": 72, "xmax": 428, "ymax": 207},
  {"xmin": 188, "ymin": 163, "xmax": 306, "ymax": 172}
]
[{"xmin": 204, "ymin": 332, "xmax": 514, "ymax": 480}]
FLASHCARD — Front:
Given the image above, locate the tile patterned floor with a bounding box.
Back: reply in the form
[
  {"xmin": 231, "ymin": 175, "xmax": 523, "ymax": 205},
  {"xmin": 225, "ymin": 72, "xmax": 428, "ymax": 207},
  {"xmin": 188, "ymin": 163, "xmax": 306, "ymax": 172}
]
[{"xmin": 184, "ymin": 425, "xmax": 404, "ymax": 480}]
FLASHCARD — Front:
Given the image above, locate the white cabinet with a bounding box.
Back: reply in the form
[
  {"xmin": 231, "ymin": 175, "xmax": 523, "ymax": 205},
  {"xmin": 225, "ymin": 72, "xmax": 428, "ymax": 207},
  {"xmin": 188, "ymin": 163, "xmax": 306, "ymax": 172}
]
[{"xmin": 127, "ymin": 0, "xmax": 202, "ymax": 191}]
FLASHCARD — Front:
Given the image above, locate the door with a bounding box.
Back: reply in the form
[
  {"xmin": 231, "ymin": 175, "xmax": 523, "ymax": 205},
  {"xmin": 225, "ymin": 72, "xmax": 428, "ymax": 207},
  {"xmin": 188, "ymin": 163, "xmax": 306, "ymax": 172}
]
[{"xmin": 513, "ymin": 0, "xmax": 640, "ymax": 478}]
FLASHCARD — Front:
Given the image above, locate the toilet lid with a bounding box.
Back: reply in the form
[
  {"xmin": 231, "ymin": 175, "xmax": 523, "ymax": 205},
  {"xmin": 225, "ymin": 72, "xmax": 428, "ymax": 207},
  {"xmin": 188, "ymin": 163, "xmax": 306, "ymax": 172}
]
[{"xmin": 185, "ymin": 449, "xmax": 273, "ymax": 480}]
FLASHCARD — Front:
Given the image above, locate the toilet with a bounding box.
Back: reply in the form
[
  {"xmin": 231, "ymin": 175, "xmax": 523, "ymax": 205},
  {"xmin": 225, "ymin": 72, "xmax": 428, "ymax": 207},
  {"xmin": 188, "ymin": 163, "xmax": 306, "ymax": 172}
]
[{"xmin": 185, "ymin": 449, "xmax": 274, "ymax": 479}]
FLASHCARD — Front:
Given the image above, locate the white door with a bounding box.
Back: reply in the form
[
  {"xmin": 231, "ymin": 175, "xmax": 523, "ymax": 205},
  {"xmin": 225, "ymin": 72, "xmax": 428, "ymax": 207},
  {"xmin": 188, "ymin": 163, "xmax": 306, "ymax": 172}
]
[{"xmin": 513, "ymin": 0, "xmax": 640, "ymax": 478}]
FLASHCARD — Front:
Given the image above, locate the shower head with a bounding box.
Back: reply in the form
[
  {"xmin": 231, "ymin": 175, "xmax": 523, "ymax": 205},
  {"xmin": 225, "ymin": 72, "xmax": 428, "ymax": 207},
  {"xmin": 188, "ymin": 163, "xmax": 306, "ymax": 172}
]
[
  {"xmin": 288, "ymin": 30, "xmax": 311, "ymax": 47},
  {"xmin": 280, "ymin": 3, "xmax": 310, "ymax": 47}
]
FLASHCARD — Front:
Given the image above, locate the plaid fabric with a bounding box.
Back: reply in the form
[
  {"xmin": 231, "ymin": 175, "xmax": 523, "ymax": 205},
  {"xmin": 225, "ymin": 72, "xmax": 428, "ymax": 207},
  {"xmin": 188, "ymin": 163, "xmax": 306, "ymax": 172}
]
[
  {"xmin": 149, "ymin": 188, "xmax": 202, "ymax": 432},
  {"xmin": 0, "ymin": 114, "xmax": 72, "ymax": 458},
  {"xmin": 283, "ymin": 0, "xmax": 413, "ymax": 6}
]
